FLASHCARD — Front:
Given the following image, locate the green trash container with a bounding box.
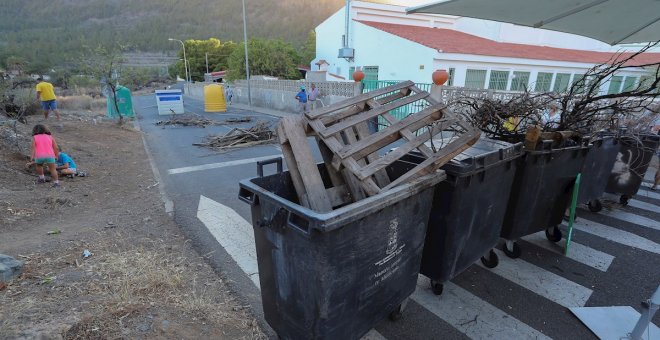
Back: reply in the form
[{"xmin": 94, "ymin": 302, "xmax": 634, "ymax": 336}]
[{"xmin": 107, "ymin": 86, "xmax": 134, "ymax": 118}]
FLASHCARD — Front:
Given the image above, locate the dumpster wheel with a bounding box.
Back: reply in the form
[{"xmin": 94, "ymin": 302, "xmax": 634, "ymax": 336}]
[
  {"xmin": 545, "ymin": 226, "xmax": 562, "ymax": 243},
  {"xmin": 480, "ymin": 250, "xmax": 499, "ymax": 268},
  {"xmin": 430, "ymin": 280, "xmax": 444, "ymax": 295},
  {"xmin": 619, "ymin": 195, "xmax": 630, "ymax": 206},
  {"xmin": 587, "ymin": 199, "xmax": 603, "ymax": 212},
  {"xmin": 503, "ymin": 241, "xmax": 521, "ymax": 258},
  {"xmin": 388, "ymin": 299, "xmax": 408, "ymax": 321}
]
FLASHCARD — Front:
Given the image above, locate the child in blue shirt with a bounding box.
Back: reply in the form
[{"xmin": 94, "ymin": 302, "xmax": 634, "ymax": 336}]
[{"xmin": 56, "ymin": 151, "xmax": 77, "ymax": 177}]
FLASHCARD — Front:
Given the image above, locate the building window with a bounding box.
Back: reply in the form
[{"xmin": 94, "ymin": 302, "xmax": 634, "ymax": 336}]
[
  {"xmin": 639, "ymin": 76, "xmax": 655, "ymax": 92},
  {"xmin": 488, "ymin": 70, "xmax": 509, "ymax": 90},
  {"xmin": 448, "ymin": 68, "xmax": 455, "ymax": 86},
  {"xmin": 553, "ymin": 73, "xmax": 571, "ymax": 92},
  {"xmin": 607, "ymin": 76, "xmax": 623, "ymax": 94},
  {"xmin": 571, "ymin": 74, "xmax": 587, "ymax": 93},
  {"xmin": 535, "ymin": 72, "xmax": 553, "ymax": 92},
  {"xmin": 349, "ymin": 66, "xmax": 355, "ymax": 80},
  {"xmin": 510, "ymin": 71, "xmax": 530, "ymax": 91},
  {"xmin": 363, "ymin": 66, "xmax": 379, "ymax": 81},
  {"xmin": 622, "ymin": 76, "xmax": 638, "ymax": 92},
  {"xmin": 465, "ymin": 69, "xmax": 487, "ymax": 89}
]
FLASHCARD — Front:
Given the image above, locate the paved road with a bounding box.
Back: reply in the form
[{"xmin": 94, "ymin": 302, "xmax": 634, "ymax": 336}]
[{"xmin": 135, "ymin": 93, "xmax": 660, "ymax": 339}]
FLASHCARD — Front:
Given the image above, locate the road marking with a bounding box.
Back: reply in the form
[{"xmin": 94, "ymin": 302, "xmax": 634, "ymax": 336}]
[
  {"xmin": 626, "ymin": 199, "xmax": 660, "ymax": 214},
  {"xmin": 567, "ymin": 220, "xmax": 660, "ymax": 255},
  {"xmin": 411, "ymin": 279, "xmax": 551, "ymax": 340},
  {"xmin": 169, "ymin": 154, "xmax": 282, "ymax": 175},
  {"xmin": 591, "ymin": 209, "xmax": 659, "ymax": 231},
  {"xmin": 196, "ymin": 195, "xmax": 260, "ymax": 288},
  {"xmin": 636, "ymin": 186, "xmax": 660, "ymax": 200},
  {"xmin": 522, "ymin": 232, "xmax": 614, "ymax": 272},
  {"xmin": 478, "ymin": 249, "xmax": 593, "ymax": 308},
  {"xmin": 197, "ymin": 195, "xmax": 388, "ymax": 339}
]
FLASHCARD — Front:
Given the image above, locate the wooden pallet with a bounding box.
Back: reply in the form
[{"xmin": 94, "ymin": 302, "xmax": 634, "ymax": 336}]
[
  {"xmin": 277, "ymin": 116, "xmax": 354, "ymax": 212},
  {"xmin": 305, "ymin": 81, "xmax": 480, "ymax": 197}
]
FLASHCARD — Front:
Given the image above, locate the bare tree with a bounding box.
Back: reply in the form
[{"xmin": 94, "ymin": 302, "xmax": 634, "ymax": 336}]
[{"xmin": 79, "ymin": 44, "xmax": 127, "ymax": 125}]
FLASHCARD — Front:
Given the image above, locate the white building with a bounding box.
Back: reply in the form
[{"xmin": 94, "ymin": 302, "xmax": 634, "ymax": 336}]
[{"xmin": 313, "ymin": 1, "xmax": 660, "ymax": 94}]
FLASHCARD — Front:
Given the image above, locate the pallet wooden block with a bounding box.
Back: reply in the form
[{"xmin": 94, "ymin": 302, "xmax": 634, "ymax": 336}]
[
  {"xmin": 277, "ymin": 116, "xmax": 354, "ymax": 212},
  {"xmin": 305, "ymin": 81, "xmax": 481, "ymax": 196}
]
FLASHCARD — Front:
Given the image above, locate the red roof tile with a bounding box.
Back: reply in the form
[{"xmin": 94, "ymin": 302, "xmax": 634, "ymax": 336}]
[{"xmin": 357, "ymin": 20, "xmax": 660, "ymax": 66}]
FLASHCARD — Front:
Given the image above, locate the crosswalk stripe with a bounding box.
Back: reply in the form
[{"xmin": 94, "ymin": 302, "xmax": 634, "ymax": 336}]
[
  {"xmin": 411, "ymin": 278, "xmax": 551, "ymax": 340},
  {"xmin": 478, "ymin": 249, "xmax": 593, "ymax": 308},
  {"xmin": 592, "ymin": 209, "xmax": 659, "ymax": 231},
  {"xmin": 197, "ymin": 195, "xmax": 388, "ymax": 339},
  {"xmin": 627, "ymin": 199, "xmax": 660, "ymax": 214},
  {"xmin": 197, "ymin": 195, "xmax": 261, "ymax": 288},
  {"xmin": 522, "ymin": 232, "xmax": 614, "ymax": 272},
  {"xmin": 636, "ymin": 186, "xmax": 660, "ymax": 200},
  {"xmin": 566, "ymin": 220, "xmax": 660, "ymax": 255}
]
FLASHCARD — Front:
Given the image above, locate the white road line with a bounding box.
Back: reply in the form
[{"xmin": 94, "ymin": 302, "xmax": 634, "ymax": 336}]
[
  {"xmin": 636, "ymin": 186, "xmax": 660, "ymax": 200},
  {"xmin": 522, "ymin": 232, "xmax": 614, "ymax": 272},
  {"xmin": 478, "ymin": 249, "xmax": 593, "ymax": 308},
  {"xmin": 627, "ymin": 199, "xmax": 660, "ymax": 214},
  {"xmin": 169, "ymin": 154, "xmax": 282, "ymax": 175},
  {"xmin": 197, "ymin": 195, "xmax": 388, "ymax": 339},
  {"xmin": 196, "ymin": 195, "xmax": 260, "ymax": 288},
  {"xmin": 411, "ymin": 279, "xmax": 551, "ymax": 340},
  {"xmin": 567, "ymin": 220, "xmax": 660, "ymax": 255},
  {"xmin": 592, "ymin": 209, "xmax": 659, "ymax": 231}
]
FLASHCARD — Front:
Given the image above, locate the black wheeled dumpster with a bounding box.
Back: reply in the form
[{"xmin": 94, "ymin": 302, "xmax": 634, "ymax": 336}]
[
  {"xmin": 605, "ymin": 133, "xmax": 660, "ymax": 205},
  {"xmin": 500, "ymin": 141, "xmax": 590, "ymax": 258},
  {"xmin": 399, "ymin": 138, "xmax": 523, "ymax": 295},
  {"xmin": 577, "ymin": 136, "xmax": 621, "ymax": 212},
  {"xmin": 238, "ymin": 159, "xmax": 444, "ymax": 340}
]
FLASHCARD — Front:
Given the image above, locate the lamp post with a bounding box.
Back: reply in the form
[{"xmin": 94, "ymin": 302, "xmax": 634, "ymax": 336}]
[
  {"xmin": 168, "ymin": 38, "xmax": 189, "ymax": 83},
  {"xmin": 242, "ymin": 0, "xmax": 252, "ymax": 106}
]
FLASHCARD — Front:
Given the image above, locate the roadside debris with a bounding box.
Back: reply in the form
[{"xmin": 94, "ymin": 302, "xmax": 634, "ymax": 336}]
[
  {"xmin": 82, "ymin": 249, "xmax": 91, "ymax": 258},
  {"xmin": 156, "ymin": 114, "xmax": 252, "ymax": 127},
  {"xmin": 194, "ymin": 120, "xmax": 275, "ymax": 151},
  {"xmin": 47, "ymin": 230, "xmax": 61, "ymax": 235}
]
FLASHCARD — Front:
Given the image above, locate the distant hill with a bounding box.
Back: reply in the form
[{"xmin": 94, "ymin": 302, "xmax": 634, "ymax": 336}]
[{"xmin": 0, "ymin": 0, "xmax": 344, "ymax": 67}]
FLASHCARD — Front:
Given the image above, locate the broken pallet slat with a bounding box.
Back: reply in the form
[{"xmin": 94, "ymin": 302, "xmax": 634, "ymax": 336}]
[{"xmin": 278, "ymin": 116, "xmax": 333, "ymax": 212}]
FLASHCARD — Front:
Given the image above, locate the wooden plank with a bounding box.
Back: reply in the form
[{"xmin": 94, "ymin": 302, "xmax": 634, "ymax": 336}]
[
  {"xmin": 361, "ymin": 177, "xmax": 382, "ymax": 197},
  {"xmin": 279, "ymin": 116, "xmax": 333, "ymax": 212},
  {"xmin": 277, "ymin": 124, "xmax": 310, "ymax": 209},
  {"xmin": 319, "ymin": 92, "xmax": 429, "ymax": 138},
  {"xmin": 372, "ymin": 88, "xmax": 411, "ymax": 106},
  {"xmin": 317, "ymin": 137, "xmax": 366, "ymax": 203},
  {"xmin": 336, "ymin": 105, "xmax": 446, "ymax": 161},
  {"xmin": 383, "ymin": 130, "xmax": 480, "ymax": 190},
  {"xmin": 412, "ymin": 85, "xmax": 439, "ymax": 105},
  {"xmin": 380, "ymin": 112, "xmax": 435, "ymax": 158},
  {"xmin": 319, "ymin": 103, "xmax": 366, "ymax": 125},
  {"xmin": 316, "ymin": 138, "xmax": 346, "ymax": 188},
  {"xmin": 354, "ymin": 121, "xmax": 391, "ymax": 187},
  {"xmin": 305, "ymin": 80, "xmax": 415, "ymax": 119},
  {"xmin": 341, "ymin": 168, "xmax": 367, "ymax": 201},
  {"xmin": 355, "ymin": 121, "xmax": 461, "ymax": 180},
  {"xmin": 326, "ymin": 185, "xmax": 352, "ymax": 207}
]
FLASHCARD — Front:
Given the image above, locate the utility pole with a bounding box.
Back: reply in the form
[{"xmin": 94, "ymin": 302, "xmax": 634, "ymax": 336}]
[
  {"xmin": 242, "ymin": 0, "xmax": 252, "ymax": 106},
  {"xmin": 168, "ymin": 38, "xmax": 189, "ymax": 84},
  {"xmin": 205, "ymin": 53, "xmax": 209, "ymax": 75}
]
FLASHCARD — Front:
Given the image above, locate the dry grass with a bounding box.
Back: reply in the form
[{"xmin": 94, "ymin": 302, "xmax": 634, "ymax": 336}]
[
  {"xmin": 0, "ymin": 230, "xmax": 265, "ymax": 339},
  {"xmin": 57, "ymin": 95, "xmax": 106, "ymax": 112}
]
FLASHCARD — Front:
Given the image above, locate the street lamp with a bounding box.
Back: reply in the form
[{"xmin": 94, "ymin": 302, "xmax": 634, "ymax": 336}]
[
  {"xmin": 168, "ymin": 38, "xmax": 189, "ymax": 83},
  {"xmin": 242, "ymin": 0, "xmax": 252, "ymax": 106}
]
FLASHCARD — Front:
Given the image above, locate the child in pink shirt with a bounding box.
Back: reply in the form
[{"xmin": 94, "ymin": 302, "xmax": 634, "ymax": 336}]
[{"xmin": 30, "ymin": 124, "xmax": 60, "ymax": 187}]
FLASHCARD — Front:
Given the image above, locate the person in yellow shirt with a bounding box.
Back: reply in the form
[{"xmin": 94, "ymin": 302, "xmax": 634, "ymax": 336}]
[{"xmin": 35, "ymin": 77, "xmax": 61, "ymax": 120}]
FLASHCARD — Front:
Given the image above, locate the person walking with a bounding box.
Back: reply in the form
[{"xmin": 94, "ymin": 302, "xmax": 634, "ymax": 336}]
[
  {"xmin": 308, "ymin": 84, "xmax": 320, "ymax": 111},
  {"xmin": 225, "ymin": 85, "xmax": 233, "ymax": 105},
  {"xmin": 30, "ymin": 124, "xmax": 60, "ymax": 188},
  {"xmin": 35, "ymin": 77, "xmax": 61, "ymax": 121},
  {"xmin": 295, "ymin": 86, "xmax": 308, "ymax": 114}
]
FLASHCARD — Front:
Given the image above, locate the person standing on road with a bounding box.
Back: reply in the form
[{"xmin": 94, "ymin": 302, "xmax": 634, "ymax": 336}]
[
  {"xmin": 225, "ymin": 85, "xmax": 233, "ymax": 105},
  {"xmin": 308, "ymin": 84, "xmax": 320, "ymax": 111},
  {"xmin": 295, "ymin": 86, "xmax": 307, "ymax": 114},
  {"xmin": 35, "ymin": 77, "xmax": 61, "ymax": 121}
]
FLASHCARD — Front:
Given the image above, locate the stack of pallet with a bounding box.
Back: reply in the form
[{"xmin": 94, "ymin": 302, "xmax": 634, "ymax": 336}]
[{"xmin": 277, "ymin": 81, "xmax": 480, "ymax": 212}]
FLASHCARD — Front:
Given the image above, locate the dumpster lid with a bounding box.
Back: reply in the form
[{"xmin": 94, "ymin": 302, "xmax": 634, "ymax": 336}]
[{"xmin": 423, "ymin": 136, "xmax": 523, "ymax": 174}]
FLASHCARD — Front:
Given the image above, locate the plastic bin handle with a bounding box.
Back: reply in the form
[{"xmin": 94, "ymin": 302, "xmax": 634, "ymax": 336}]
[
  {"xmin": 257, "ymin": 157, "xmax": 283, "ymax": 177},
  {"xmin": 238, "ymin": 187, "xmax": 258, "ymax": 205}
]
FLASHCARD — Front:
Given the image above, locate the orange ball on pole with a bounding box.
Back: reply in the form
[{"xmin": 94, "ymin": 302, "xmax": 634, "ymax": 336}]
[{"xmin": 432, "ymin": 69, "xmax": 449, "ymax": 86}]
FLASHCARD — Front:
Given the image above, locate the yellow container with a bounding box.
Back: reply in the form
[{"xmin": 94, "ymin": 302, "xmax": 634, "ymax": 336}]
[{"xmin": 204, "ymin": 84, "xmax": 227, "ymax": 112}]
